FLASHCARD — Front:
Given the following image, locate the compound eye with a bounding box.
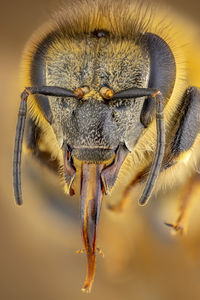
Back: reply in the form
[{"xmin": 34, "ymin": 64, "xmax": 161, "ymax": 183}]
[
  {"xmin": 74, "ymin": 86, "xmax": 90, "ymax": 99},
  {"xmin": 99, "ymin": 87, "xmax": 114, "ymax": 100}
]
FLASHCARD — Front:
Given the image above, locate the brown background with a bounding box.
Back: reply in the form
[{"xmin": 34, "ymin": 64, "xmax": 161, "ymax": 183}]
[{"xmin": 1, "ymin": 0, "xmax": 200, "ymax": 299}]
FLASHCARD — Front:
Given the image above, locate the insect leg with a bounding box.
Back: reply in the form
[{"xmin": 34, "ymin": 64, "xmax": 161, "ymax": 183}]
[
  {"xmin": 107, "ymin": 170, "xmax": 146, "ymax": 212},
  {"xmin": 164, "ymin": 87, "xmax": 200, "ymax": 168},
  {"xmin": 25, "ymin": 117, "xmax": 40, "ymax": 152},
  {"xmin": 25, "ymin": 117, "xmax": 60, "ymax": 172},
  {"xmin": 165, "ymin": 174, "xmax": 200, "ymax": 234},
  {"xmin": 172, "ymin": 87, "xmax": 200, "ymax": 156},
  {"xmin": 163, "ymin": 87, "xmax": 200, "ymax": 233}
]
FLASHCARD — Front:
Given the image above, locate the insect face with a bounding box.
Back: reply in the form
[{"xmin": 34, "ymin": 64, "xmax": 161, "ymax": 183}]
[{"xmin": 47, "ymin": 34, "xmax": 150, "ymax": 162}]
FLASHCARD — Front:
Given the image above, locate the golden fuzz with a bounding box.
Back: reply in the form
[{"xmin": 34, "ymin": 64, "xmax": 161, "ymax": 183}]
[{"xmin": 21, "ymin": 0, "xmax": 200, "ymax": 191}]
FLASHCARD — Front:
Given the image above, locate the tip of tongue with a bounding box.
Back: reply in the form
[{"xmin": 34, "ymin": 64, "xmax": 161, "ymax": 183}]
[{"xmin": 81, "ymin": 252, "xmax": 96, "ymax": 293}]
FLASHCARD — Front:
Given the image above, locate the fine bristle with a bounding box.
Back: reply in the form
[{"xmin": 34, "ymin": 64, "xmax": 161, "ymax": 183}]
[{"xmin": 53, "ymin": 0, "xmax": 152, "ymax": 39}]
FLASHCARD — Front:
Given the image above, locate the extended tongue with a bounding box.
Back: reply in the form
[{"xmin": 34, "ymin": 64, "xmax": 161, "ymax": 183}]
[{"xmin": 80, "ymin": 163, "xmax": 104, "ymax": 293}]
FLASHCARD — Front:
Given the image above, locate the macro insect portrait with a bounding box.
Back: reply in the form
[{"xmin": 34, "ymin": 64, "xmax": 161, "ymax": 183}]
[{"xmin": 11, "ymin": 0, "xmax": 200, "ymax": 296}]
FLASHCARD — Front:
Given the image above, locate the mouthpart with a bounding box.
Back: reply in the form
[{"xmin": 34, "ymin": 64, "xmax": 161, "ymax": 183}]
[{"xmin": 63, "ymin": 143, "xmax": 129, "ymax": 292}]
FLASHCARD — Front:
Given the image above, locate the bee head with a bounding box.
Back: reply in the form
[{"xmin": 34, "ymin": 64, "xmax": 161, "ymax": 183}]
[{"xmin": 14, "ymin": 24, "xmax": 175, "ymax": 292}]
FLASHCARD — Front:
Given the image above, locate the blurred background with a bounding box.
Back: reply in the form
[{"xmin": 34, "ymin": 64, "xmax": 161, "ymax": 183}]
[{"xmin": 2, "ymin": 0, "xmax": 200, "ymax": 299}]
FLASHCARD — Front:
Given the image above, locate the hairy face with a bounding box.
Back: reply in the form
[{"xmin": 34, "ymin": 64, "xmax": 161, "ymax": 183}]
[{"xmin": 46, "ymin": 33, "xmax": 150, "ymax": 162}]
